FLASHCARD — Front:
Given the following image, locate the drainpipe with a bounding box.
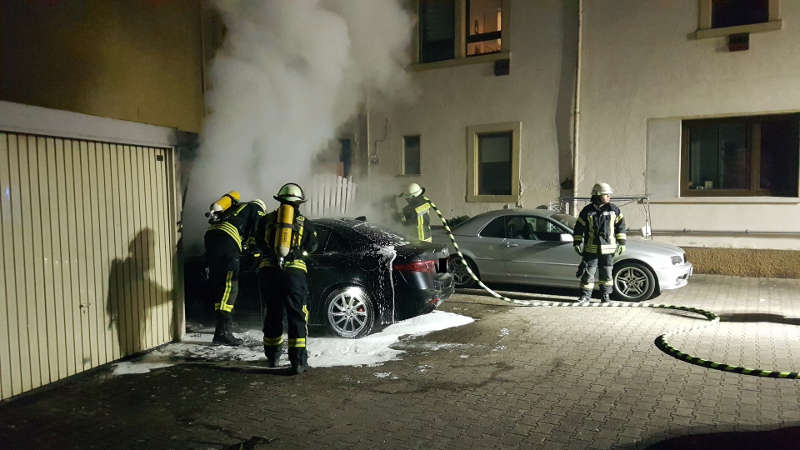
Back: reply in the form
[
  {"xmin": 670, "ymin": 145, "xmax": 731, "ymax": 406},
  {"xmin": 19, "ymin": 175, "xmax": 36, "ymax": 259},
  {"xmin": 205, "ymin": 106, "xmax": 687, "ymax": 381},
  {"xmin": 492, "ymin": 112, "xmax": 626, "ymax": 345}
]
[{"xmin": 571, "ymin": 0, "xmax": 583, "ymax": 215}]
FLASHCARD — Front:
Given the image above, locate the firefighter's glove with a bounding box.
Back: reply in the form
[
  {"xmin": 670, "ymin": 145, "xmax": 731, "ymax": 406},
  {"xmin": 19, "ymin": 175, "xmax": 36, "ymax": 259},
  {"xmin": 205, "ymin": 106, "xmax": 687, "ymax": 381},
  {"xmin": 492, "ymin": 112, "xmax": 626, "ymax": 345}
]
[
  {"xmin": 575, "ymin": 260, "xmax": 587, "ymax": 278},
  {"xmin": 616, "ymin": 244, "xmax": 626, "ymax": 256},
  {"xmin": 573, "ymin": 245, "xmax": 582, "ymax": 256}
]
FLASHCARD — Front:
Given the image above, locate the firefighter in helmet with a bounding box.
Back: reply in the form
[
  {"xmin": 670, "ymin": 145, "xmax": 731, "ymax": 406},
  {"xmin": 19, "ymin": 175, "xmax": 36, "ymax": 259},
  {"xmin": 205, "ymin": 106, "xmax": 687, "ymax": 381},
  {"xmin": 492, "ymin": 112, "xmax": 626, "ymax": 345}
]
[
  {"xmin": 205, "ymin": 191, "xmax": 267, "ymax": 345},
  {"xmin": 572, "ymin": 182, "xmax": 627, "ymax": 303},
  {"xmin": 400, "ymin": 182, "xmax": 432, "ymax": 242},
  {"xmin": 255, "ymin": 183, "xmax": 317, "ymax": 375}
]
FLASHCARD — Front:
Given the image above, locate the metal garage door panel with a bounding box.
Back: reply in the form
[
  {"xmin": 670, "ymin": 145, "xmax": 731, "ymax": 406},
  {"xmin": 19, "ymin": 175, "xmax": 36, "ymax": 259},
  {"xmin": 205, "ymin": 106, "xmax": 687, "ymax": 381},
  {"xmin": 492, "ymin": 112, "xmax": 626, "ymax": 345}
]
[{"xmin": 0, "ymin": 132, "xmax": 175, "ymax": 400}]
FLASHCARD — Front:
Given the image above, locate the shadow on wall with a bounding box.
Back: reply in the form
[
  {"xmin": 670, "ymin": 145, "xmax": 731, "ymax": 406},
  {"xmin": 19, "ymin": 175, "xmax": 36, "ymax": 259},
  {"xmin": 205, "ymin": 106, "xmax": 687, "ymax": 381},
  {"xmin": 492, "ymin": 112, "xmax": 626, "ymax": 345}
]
[
  {"xmin": 106, "ymin": 228, "xmax": 173, "ymax": 356},
  {"xmin": 683, "ymin": 247, "xmax": 800, "ymax": 278}
]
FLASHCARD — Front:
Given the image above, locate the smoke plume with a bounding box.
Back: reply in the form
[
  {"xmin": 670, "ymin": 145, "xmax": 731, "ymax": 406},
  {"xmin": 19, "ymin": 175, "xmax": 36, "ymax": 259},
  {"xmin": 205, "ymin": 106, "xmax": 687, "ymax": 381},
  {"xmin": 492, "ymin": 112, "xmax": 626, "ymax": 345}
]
[{"xmin": 184, "ymin": 0, "xmax": 415, "ymax": 252}]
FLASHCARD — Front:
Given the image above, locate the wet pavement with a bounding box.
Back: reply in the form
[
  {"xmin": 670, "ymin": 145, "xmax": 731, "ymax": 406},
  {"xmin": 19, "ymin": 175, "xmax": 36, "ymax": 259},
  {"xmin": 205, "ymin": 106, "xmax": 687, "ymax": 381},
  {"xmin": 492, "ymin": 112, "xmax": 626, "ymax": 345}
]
[{"xmin": 1, "ymin": 274, "xmax": 799, "ymax": 449}]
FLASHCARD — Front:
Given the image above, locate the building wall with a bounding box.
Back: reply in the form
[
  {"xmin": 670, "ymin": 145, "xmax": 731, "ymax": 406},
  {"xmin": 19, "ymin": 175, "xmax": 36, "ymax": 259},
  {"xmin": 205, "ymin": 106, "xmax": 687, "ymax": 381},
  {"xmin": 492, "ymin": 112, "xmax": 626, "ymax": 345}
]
[
  {"xmin": 370, "ymin": 0, "xmax": 577, "ymax": 219},
  {"xmin": 579, "ymin": 0, "xmax": 800, "ymax": 249},
  {"xmin": 0, "ymin": 0, "xmax": 203, "ymax": 133}
]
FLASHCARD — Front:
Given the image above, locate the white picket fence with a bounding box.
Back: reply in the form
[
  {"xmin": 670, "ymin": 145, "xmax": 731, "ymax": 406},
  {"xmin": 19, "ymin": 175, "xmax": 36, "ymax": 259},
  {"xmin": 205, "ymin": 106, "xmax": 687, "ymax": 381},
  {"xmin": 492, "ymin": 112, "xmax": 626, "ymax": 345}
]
[{"xmin": 305, "ymin": 174, "xmax": 357, "ymax": 218}]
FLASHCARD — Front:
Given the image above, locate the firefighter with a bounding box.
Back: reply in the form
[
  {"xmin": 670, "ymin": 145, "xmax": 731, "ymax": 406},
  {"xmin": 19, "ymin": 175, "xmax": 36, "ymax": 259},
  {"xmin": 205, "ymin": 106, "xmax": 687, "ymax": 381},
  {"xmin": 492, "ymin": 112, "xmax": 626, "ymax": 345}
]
[
  {"xmin": 256, "ymin": 183, "xmax": 317, "ymax": 375},
  {"xmin": 205, "ymin": 193, "xmax": 267, "ymax": 345},
  {"xmin": 572, "ymin": 182, "xmax": 627, "ymax": 303},
  {"xmin": 400, "ymin": 182, "xmax": 432, "ymax": 242}
]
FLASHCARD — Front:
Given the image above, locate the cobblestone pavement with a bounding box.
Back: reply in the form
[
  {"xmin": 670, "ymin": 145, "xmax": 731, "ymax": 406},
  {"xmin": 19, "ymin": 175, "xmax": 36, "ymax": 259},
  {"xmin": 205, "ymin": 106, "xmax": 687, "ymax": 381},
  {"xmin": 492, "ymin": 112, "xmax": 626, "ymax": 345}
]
[{"xmin": 1, "ymin": 274, "xmax": 799, "ymax": 449}]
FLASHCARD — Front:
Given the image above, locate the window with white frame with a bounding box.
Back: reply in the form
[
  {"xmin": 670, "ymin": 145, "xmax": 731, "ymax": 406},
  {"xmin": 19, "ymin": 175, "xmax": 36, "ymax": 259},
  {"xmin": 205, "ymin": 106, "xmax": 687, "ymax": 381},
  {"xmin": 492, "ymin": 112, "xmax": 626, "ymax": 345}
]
[
  {"xmin": 696, "ymin": 0, "xmax": 781, "ymax": 38},
  {"xmin": 681, "ymin": 113, "xmax": 799, "ymax": 197},
  {"xmin": 467, "ymin": 122, "xmax": 520, "ymax": 202},
  {"xmin": 418, "ymin": 0, "xmax": 508, "ymax": 65},
  {"xmin": 402, "ymin": 135, "xmax": 421, "ymax": 175}
]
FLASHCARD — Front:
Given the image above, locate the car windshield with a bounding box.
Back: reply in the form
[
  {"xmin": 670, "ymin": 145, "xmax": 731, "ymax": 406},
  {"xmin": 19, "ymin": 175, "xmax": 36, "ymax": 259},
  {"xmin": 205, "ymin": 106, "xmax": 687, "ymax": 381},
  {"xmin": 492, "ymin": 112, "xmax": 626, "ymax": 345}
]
[{"xmin": 551, "ymin": 213, "xmax": 576, "ymax": 231}]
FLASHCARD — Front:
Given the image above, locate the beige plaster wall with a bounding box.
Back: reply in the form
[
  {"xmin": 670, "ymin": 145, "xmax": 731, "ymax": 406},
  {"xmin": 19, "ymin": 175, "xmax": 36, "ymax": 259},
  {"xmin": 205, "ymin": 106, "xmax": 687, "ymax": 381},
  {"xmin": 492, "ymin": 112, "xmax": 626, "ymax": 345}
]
[
  {"xmin": 371, "ymin": 0, "xmax": 577, "ymax": 220},
  {"xmin": 0, "ymin": 0, "xmax": 204, "ymax": 133},
  {"xmin": 579, "ymin": 0, "xmax": 800, "ymax": 246}
]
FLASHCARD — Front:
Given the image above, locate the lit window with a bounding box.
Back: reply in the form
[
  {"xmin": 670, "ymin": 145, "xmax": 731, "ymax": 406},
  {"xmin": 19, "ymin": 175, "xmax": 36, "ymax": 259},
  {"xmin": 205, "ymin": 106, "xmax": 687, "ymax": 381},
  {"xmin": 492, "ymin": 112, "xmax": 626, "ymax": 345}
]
[
  {"xmin": 681, "ymin": 114, "xmax": 799, "ymax": 197},
  {"xmin": 403, "ymin": 135, "xmax": 421, "ymax": 175},
  {"xmin": 466, "ymin": 0, "xmax": 502, "ymax": 56},
  {"xmin": 418, "ymin": 0, "xmax": 508, "ymax": 65}
]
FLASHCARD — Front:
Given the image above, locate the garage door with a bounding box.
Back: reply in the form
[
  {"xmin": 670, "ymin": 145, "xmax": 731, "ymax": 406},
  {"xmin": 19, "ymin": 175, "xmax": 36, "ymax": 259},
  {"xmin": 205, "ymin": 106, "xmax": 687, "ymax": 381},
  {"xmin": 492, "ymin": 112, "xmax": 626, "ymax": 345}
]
[{"xmin": 0, "ymin": 132, "xmax": 177, "ymax": 400}]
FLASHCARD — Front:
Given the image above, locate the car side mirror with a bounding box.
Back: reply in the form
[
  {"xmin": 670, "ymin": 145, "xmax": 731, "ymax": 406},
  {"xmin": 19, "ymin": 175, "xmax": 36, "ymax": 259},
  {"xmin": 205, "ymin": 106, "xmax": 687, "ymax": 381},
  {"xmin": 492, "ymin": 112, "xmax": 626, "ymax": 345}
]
[{"xmin": 559, "ymin": 234, "xmax": 574, "ymax": 243}]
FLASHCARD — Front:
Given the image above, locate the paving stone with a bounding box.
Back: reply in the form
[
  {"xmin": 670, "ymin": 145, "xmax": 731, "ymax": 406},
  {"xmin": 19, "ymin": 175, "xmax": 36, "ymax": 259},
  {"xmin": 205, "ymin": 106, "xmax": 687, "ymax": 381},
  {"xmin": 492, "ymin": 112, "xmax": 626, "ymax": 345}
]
[{"xmin": 1, "ymin": 274, "xmax": 800, "ymax": 449}]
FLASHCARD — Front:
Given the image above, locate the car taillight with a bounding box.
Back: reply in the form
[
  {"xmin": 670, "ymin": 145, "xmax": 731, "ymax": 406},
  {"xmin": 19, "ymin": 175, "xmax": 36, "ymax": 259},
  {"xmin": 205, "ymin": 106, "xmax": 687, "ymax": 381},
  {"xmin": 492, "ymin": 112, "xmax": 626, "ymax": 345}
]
[{"xmin": 393, "ymin": 260, "xmax": 437, "ymax": 273}]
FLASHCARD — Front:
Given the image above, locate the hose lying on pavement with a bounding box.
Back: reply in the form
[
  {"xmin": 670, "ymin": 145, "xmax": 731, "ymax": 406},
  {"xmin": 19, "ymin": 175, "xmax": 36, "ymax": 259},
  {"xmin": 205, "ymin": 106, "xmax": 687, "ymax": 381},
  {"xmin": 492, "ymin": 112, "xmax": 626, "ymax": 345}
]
[{"xmin": 426, "ymin": 196, "xmax": 800, "ymax": 379}]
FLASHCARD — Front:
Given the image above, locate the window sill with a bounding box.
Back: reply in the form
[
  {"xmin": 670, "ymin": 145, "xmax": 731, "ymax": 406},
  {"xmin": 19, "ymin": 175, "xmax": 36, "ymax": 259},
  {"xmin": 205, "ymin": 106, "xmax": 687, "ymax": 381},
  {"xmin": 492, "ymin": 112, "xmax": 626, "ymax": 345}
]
[
  {"xmin": 652, "ymin": 196, "xmax": 800, "ymax": 204},
  {"xmin": 410, "ymin": 50, "xmax": 511, "ymax": 72},
  {"xmin": 466, "ymin": 194, "xmax": 519, "ymax": 203},
  {"xmin": 692, "ymin": 20, "xmax": 782, "ymax": 39}
]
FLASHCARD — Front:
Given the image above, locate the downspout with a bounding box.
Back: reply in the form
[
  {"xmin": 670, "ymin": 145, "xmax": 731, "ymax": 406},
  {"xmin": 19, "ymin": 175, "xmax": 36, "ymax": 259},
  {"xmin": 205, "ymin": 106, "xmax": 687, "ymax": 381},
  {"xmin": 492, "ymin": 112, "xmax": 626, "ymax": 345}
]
[{"xmin": 571, "ymin": 0, "xmax": 583, "ymax": 215}]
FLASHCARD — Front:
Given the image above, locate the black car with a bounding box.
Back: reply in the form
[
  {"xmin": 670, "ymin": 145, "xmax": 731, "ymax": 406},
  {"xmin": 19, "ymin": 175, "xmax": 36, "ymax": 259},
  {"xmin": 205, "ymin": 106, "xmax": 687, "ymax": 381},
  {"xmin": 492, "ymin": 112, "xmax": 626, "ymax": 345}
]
[{"xmin": 185, "ymin": 218, "xmax": 455, "ymax": 338}]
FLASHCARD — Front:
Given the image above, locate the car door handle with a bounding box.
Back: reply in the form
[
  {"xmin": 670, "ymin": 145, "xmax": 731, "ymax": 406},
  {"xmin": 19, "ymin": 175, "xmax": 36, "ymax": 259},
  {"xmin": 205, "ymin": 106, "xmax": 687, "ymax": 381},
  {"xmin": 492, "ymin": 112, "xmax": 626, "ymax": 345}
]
[{"xmin": 505, "ymin": 242, "xmax": 519, "ymax": 248}]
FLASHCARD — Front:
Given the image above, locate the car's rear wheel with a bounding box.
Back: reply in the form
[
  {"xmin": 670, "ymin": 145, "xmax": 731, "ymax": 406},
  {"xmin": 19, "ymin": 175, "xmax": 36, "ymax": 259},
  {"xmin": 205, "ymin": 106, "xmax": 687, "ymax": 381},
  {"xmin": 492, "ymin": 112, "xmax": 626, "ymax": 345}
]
[
  {"xmin": 613, "ymin": 261, "xmax": 656, "ymax": 302},
  {"xmin": 450, "ymin": 255, "xmax": 479, "ymax": 288},
  {"xmin": 325, "ymin": 286, "xmax": 375, "ymax": 338}
]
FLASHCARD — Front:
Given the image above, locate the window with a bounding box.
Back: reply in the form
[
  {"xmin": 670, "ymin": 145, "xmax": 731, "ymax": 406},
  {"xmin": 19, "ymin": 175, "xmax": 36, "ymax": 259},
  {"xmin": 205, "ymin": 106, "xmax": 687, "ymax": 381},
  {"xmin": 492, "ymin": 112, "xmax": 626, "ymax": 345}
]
[
  {"xmin": 696, "ymin": 0, "xmax": 781, "ymax": 39},
  {"xmin": 711, "ymin": 0, "xmax": 768, "ymax": 28},
  {"xmin": 479, "ymin": 216, "xmax": 506, "ymax": 238},
  {"xmin": 681, "ymin": 114, "xmax": 799, "ymax": 197},
  {"xmin": 466, "ymin": 0, "xmax": 503, "ymax": 56},
  {"xmin": 417, "ymin": 0, "xmax": 509, "ymax": 66},
  {"xmin": 478, "ymin": 132, "xmax": 511, "ymax": 195},
  {"xmin": 338, "ymin": 138, "xmax": 351, "ymax": 177},
  {"xmin": 419, "ymin": 0, "xmax": 455, "ymax": 63},
  {"xmin": 467, "ymin": 122, "xmax": 520, "ymax": 202},
  {"xmin": 402, "ymin": 135, "xmax": 421, "ymax": 175}
]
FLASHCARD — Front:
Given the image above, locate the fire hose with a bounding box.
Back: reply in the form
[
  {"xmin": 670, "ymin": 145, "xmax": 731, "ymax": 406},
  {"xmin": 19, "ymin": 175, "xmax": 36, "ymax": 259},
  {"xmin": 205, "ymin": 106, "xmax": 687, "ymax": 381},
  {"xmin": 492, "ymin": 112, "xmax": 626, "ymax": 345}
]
[{"xmin": 424, "ymin": 196, "xmax": 799, "ymax": 379}]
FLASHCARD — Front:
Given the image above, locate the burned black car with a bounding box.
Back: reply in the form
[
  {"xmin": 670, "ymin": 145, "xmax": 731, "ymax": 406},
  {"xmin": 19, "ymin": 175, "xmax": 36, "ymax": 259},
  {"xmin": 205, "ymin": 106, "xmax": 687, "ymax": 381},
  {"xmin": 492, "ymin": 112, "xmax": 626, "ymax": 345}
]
[{"xmin": 185, "ymin": 218, "xmax": 455, "ymax": 338}]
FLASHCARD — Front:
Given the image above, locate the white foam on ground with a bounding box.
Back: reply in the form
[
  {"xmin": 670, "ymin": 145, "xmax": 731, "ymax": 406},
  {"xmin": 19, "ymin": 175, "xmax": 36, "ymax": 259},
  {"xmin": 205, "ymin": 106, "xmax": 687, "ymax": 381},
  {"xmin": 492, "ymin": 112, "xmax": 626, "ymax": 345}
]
[{"xmin": 110, "ymin": 310, "xmax": 474, "ymax": 375}]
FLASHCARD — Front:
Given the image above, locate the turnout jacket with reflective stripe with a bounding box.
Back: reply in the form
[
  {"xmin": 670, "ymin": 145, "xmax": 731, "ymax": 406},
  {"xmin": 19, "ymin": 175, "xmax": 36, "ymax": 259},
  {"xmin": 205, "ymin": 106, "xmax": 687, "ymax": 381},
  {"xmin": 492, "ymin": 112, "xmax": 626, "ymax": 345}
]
[
  {"xmin": 255, "ymin": 208, "xmax": 317, "ymax": 272},
  {"xmin": 401, "ymin": 196, "xmax": 432, "ymax": 242},
  {"xmin": 206, "ymin": 201, "xmax": 266, "ymax": 251},
  {"xmin": 573, "ymin": 202, "xmax": 627, "ymax": 255}
]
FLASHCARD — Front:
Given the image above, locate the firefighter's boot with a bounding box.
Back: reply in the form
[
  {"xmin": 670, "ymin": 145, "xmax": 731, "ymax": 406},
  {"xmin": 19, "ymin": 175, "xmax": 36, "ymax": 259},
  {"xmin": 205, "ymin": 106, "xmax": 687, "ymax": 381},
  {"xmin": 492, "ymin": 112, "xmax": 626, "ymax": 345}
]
[
  {"xmin": 577, "ymin": 293, "xmax": 592, "ymax": 303},
  {"xmin": 288, "ymin": 347, "xmax": 309, "ymax": 375},
  {"xmin": 264, "ymin": 346, "xmax": 280, "ymax": 368},
  {"xmin": 212, "ymin": 312, "xmax": 243, "ymax": 346},
  {"xmin": 601, "ymin": 292, "xmax": 612, "ymax": 303}
]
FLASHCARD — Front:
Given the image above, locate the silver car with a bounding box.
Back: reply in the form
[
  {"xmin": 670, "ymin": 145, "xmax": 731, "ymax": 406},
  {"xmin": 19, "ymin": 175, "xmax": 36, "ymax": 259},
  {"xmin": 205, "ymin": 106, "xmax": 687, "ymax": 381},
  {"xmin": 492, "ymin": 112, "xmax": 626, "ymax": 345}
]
[{"xmin": 433, "ymin": 209, "xmax": 693, "ymax": 302}]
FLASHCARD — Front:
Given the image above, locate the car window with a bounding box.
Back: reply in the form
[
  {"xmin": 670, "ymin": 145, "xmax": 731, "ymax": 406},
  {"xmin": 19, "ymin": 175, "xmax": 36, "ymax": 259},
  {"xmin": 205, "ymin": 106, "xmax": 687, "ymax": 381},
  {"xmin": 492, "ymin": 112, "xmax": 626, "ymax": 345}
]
[
  {"xmin": 310, "ymin": 227, "xmax": 331, "ymax": 255},
  {"xmin": 551, "ymin": 213, "xmax": 576, "ymax": 231},
  {"xmin": 324, "ymin": 229, "xmax": 350, "ymax": 252},
  {"xmin": 480, "ymin": 217, "xmax": 506, "ymax": 238},
  {"xmin": 505, "ymin": 216, "xmax": 528, "ymax": 239},
  {"xmin": 523, "ymin": 216, "xmax": 568, "ymax": 241}
]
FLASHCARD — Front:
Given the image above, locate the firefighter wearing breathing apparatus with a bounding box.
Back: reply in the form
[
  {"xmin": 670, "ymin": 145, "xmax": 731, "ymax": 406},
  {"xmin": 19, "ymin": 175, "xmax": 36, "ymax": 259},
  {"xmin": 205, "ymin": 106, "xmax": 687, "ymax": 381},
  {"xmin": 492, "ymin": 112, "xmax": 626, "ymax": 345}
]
[
  {"xmin": 572, "ymin": 182, "xmax": 627, "ymax": 303},
  {"xmin": 255, "ymin": 183, "xmax": 317, "ymax": 375},
  {"xmin": 400, "ymin": 182, "xmax": 433, "ymax": 242},
  {"xmin": 205, "ymin": 191, "xmax": 267, "ymax": 345}
]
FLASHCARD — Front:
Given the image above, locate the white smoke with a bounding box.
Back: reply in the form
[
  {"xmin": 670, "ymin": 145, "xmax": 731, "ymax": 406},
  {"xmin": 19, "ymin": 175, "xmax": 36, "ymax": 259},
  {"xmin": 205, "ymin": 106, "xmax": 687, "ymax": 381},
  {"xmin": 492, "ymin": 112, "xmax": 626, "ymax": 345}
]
[{"xmin": 184, "ymin": 0, "xmax": 415, "ymax": 252}]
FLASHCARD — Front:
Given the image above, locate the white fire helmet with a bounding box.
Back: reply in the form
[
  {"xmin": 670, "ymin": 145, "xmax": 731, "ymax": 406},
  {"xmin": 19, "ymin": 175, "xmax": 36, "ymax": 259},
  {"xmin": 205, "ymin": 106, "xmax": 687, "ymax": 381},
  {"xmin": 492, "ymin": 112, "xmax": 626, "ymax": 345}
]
[
  {"xmin": 591, "ymin": 182, "xmax": 613, "ymax": 196},
  {"xmin": 274, "ymin": 183, "xmax": 306, "ymax": 204},
  {"xmin": 405, "ymin": 182, "xmax": 425, "ymax": 198}
]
